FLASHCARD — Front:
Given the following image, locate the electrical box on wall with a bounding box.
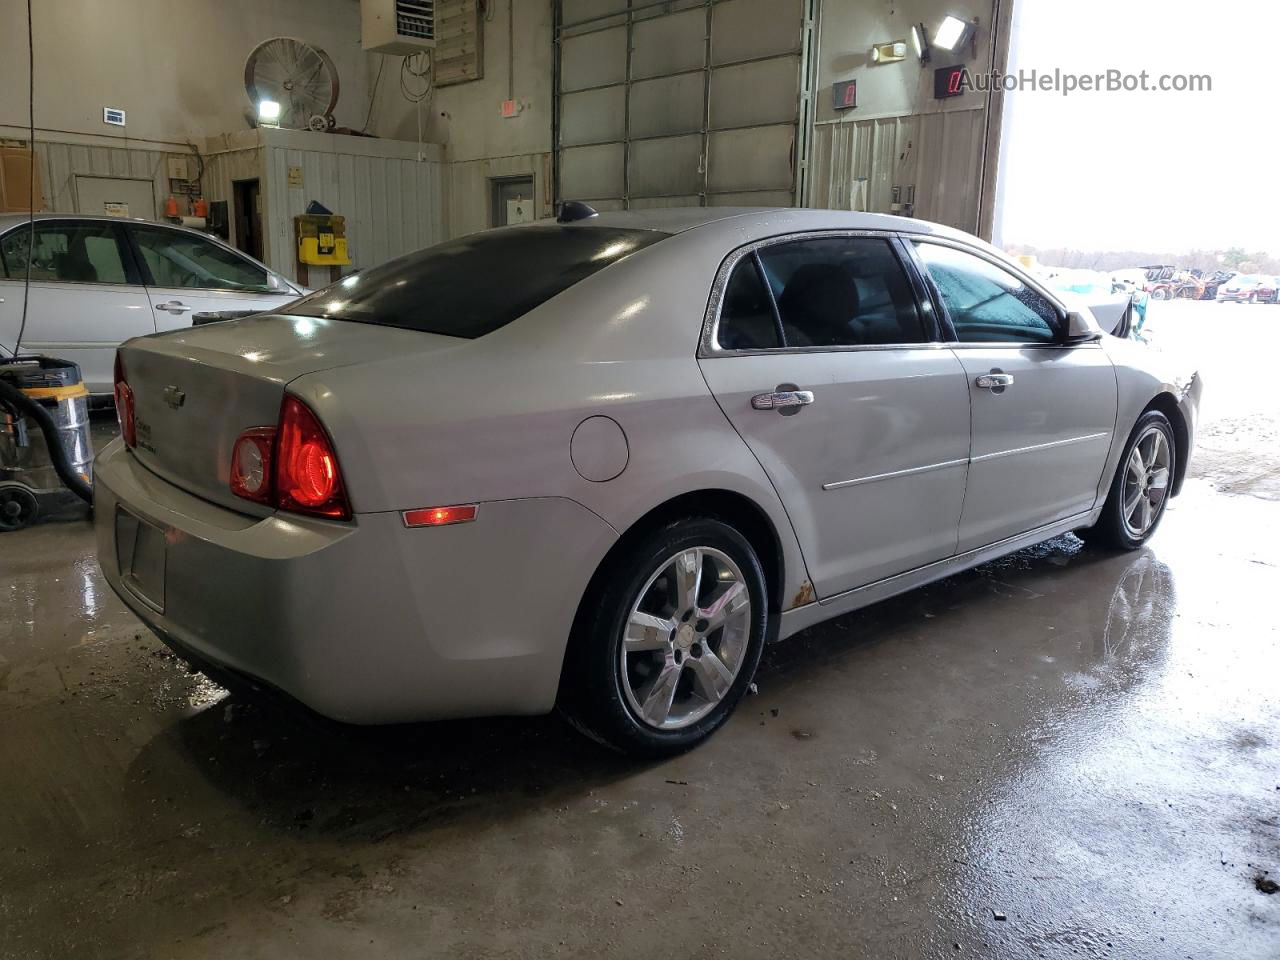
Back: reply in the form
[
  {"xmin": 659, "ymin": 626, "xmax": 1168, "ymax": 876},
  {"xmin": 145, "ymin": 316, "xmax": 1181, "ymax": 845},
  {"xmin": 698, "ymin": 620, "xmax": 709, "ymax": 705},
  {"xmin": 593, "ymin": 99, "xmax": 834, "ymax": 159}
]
[
  {"xmin": 831, "ymin": 80, "xmax": 857, "ymax": 111},
  {"xmin": 934, "ymin": 65, "xmax": 967, "ymax": 100},
  {"xmin": 362, "ymin": 0, "xmax": 437, "ymax": 55}
]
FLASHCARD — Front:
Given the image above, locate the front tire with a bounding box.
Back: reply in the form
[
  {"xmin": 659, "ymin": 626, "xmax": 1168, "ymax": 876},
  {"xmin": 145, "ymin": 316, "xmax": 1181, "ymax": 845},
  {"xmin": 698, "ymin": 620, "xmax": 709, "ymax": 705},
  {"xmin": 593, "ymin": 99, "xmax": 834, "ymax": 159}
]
[
  {"xmin": 1079, "ymin": 411, "xmax": 1176, "ymax": 550},
  {"xmin": 558, "ymin": 517, "xmax": 768, "ymax": 756}
]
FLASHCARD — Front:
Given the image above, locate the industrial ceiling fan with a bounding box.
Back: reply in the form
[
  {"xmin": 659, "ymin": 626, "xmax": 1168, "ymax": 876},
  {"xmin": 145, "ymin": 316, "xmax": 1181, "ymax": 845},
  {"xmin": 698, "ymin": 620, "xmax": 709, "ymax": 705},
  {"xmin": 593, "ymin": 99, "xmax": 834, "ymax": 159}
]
[{"xmin": 244, "ymin": 37, "xmax": 340, "ymax": 131}]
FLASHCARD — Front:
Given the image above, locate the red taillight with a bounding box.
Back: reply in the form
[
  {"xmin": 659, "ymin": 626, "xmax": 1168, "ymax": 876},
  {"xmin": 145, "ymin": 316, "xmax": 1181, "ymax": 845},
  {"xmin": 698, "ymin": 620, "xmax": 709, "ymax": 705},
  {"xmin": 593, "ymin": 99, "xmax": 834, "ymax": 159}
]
[
  {"xmin": 228, "ymin": 395, "xmax": 350, "ymax": 520},
  {"xmin": 274, "ymin": 395, "xmax": 350, "ymax": 519},
  {"xmin": 402, "ymin": 504, "xmax": 478, "ymax": 528},
  {"xmin": 113, "ymin": 352, "xmax": 136, "ymax": 448}
]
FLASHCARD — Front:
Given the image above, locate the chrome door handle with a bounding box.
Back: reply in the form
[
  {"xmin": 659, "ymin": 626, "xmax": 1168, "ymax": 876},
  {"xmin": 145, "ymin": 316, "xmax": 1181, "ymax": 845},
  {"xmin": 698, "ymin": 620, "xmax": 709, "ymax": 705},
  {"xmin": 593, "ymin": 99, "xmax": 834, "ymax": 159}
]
[
  {"xmin": 975, "ymin": 373, "xmax": 1014, "ymax": 390},
  {"xmin": 751, "ymin": 389, "xmax": 815, "ymax": 411},
  {"xmin": 155, "ymin": 301, "xmax": 191, "ymax": 314}
]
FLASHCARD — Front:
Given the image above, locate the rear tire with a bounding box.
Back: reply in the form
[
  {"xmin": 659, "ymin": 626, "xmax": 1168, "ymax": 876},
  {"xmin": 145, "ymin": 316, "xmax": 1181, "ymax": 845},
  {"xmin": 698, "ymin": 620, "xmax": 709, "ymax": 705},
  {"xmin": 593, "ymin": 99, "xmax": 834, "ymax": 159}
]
[
  {"xmin": 558, "ymin": 517, "xmax": 768, "ymax": 757},
  {"xmin": 1078, "ymin": 411, "xmax": 1176, "ymax": 550}
]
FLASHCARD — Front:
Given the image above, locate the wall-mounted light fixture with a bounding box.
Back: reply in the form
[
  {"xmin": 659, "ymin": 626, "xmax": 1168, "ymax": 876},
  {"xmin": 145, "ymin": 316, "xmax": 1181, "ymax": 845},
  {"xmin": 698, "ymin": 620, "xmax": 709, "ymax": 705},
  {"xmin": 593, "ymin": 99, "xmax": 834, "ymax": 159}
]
[
  {"xmin": 871, "ymin": 40, "xmax": 908, "ymax": 65},
  {"xmin": 934, "ymin": 15, "xmax": 978, "ymax": 54},
  {"xmin": 910, "ymin": 23, "xmax": 931, "ymax": 64},
  {"xmin": 257, "ymin": 100, "xmax": 281, "ymax": 127}
]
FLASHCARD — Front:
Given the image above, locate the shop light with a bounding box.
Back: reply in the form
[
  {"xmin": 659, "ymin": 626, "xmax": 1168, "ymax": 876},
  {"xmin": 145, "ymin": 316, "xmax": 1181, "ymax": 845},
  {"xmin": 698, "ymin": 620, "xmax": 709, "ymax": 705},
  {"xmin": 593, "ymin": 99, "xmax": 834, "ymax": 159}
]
[
  {"xmin": 910, "ymin": 23, "xmax": 931, "ymax": 63},
  {"xmin": 934, "ymin": 15, "xmax": 976, "ymax": 52}
]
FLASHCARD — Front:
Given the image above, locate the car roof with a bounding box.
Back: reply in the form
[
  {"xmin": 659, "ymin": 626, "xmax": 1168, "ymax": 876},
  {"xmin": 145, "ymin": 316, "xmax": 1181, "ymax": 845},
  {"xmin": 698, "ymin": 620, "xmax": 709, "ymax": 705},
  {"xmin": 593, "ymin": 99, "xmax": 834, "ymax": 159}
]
[
  {"xmin": 0, "ymin": 211, "xmax": 213, "ymax": 240},
  {"xmin": 541, "ymin": 205, "xmax": 985, "ymax": 246}
]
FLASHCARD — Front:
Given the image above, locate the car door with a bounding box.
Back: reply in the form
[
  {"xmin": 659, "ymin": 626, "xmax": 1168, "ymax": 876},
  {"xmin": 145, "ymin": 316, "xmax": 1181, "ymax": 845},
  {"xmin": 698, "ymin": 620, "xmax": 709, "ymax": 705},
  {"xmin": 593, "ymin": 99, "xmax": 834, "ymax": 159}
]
[
  {"xmin": 698, "ymin": 233, "xmax": 972, "ymax": 600},
  {"xmin": 0, "ymin": 219, "xmax": 152, "ymax": 393},
  {"xmin": 910, "ymin": 239, "xmax": 1118, "ymax": 553},
  {"xmin": 125, "ymin": 223, "xmax": 300, "ymax": 331}
]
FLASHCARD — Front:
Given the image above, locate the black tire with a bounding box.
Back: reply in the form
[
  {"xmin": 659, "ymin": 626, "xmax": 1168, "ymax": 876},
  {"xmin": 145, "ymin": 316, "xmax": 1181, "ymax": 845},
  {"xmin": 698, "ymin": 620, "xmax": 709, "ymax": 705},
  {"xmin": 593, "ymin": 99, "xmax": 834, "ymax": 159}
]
[
  {"xmin": 558, "ymin": 517, "xmax": 768, "ymax": 757},
  {"xmin": 0, "ymin": 485, "xmax": 39, "ymax": 532},
  {"xmin": 1078, "ymin": 411, "xmax": 1176, "ymax": 551}
]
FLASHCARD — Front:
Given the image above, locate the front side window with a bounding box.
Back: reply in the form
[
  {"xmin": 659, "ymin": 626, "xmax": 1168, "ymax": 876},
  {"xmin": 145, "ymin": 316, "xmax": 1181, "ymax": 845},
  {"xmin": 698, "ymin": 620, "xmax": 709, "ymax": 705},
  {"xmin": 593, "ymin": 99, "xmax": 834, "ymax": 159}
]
[
  {"xmin": 0, "ymin": 221, "xmax": 128, "ymax": 283},
  {"xmin": 752, "ymin": 237, "xmax": 927, "ymax": 348},
  {"xmin": 132, "ymin": 226, "xmax": 271, "ymax": 292},
  {"xmin": 915, "ymin": 242, "xmax": 1061, "ymax": 344}
]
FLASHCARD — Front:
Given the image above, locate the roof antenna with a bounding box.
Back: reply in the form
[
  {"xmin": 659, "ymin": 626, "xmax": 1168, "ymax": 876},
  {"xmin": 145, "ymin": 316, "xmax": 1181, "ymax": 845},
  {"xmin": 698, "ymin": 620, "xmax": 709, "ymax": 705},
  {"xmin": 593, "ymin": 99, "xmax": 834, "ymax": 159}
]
[{"xmin": 556, "ymin": 201, "xmax": 598, "ymax": 224}]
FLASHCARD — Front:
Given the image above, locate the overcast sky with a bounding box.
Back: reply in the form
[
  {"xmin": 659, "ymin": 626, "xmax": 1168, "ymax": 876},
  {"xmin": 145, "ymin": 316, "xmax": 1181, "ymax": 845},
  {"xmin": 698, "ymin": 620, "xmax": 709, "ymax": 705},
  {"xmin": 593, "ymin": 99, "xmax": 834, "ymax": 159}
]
[{"xmin": 996, "ymin": 0, "xmax": 1278, "ymax": 254}]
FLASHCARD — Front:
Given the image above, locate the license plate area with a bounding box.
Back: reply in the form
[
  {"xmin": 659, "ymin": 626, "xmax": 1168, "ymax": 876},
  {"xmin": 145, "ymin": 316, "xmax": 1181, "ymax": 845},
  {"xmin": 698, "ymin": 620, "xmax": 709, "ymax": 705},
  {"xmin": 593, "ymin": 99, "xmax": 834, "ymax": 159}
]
[{"xmin": 115, "ymin": 507, "xmax": 166, "ymax": 612}]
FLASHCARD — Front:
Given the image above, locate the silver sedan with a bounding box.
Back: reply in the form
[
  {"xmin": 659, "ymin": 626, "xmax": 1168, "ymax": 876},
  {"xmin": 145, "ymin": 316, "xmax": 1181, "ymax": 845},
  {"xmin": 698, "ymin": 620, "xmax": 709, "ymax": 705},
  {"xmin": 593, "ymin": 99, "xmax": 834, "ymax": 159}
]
[{"xmin": 94, "ymin": 207, "xmax": 1200, "ymax": 755}]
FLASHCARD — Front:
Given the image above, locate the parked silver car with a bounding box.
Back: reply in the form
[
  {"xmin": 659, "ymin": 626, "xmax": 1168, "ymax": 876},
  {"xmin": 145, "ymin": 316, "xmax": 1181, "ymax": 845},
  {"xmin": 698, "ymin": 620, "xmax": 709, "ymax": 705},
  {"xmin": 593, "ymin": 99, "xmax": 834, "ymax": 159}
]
[
  {"xmin": 0, "ymin": 214, "xmax": 303, "ymax": 393},
  {"xmin": 94, "ymin": 208, "xmax": 1200, "ymax": 755}
]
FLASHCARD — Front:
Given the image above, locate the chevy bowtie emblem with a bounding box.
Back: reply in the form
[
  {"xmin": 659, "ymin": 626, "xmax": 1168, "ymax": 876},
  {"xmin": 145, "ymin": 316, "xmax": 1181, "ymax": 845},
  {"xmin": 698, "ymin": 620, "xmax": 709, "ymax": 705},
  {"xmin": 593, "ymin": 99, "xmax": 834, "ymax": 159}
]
[{"xmin": 162, "ymin": 385, "xmax": 186, "ymax": 409}]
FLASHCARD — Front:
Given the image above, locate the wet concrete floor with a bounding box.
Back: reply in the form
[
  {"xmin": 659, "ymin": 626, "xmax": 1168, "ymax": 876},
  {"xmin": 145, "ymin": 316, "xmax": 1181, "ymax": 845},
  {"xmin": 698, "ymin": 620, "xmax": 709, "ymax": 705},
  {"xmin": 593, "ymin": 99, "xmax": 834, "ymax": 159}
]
[{"xmin": 2, "ymin": 301, "xmax": 1277, "ymax": 958}]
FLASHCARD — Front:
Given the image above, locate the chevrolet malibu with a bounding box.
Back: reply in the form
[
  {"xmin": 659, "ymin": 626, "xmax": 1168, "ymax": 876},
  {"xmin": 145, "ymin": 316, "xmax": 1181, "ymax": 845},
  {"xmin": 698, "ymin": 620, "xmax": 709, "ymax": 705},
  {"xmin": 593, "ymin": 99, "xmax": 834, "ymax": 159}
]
[{"xmin": 95, "ymin": 207, "xmax": 1200, "ymax": 755}]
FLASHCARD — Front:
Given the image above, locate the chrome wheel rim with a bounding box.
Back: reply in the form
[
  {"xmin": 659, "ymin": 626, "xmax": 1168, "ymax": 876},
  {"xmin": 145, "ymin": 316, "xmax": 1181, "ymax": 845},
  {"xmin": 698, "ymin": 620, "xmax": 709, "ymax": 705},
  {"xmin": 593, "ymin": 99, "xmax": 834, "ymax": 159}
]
[
  {"xmin": 1122, "ymin": 426, "xmax": 1172, "ymax": 538},
  {"xmin": 620, "ymin": 547, "xmax": 752, "ymax": 731}
]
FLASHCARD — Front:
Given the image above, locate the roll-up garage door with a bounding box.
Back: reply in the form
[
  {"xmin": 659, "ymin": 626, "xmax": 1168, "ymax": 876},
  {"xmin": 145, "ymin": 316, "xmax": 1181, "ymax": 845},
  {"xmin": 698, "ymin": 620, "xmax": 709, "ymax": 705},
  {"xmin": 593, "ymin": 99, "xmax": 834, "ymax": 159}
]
[{"xmin": 554, "ymin": 0, "xmax": 812, "ymax": 210}]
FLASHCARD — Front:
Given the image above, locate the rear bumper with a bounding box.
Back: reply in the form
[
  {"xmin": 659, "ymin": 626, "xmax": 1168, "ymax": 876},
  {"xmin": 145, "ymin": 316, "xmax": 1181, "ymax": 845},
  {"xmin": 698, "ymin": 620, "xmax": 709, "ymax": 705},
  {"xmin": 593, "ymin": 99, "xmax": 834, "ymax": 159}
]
[{"xmin": 94, "ymin": 438, "xmax": 618, "ymax": 723}]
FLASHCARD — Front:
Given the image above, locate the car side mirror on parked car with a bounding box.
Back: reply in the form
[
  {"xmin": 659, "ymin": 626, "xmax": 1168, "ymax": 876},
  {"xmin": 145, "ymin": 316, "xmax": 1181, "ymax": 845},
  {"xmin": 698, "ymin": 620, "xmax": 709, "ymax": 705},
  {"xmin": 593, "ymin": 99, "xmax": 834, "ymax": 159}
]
[{"xmin": 1063, "ymin": 310, "xmax": 1103, "ymax": 344}]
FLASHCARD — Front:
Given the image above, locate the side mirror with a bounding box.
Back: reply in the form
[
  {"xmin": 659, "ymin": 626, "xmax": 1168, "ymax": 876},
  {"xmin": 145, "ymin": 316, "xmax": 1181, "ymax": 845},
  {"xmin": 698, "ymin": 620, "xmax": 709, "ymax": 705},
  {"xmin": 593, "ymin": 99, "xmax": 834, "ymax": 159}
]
[{"xmin": 1063, "ymin": 310, "xmax": 1103, "ymax": 343}]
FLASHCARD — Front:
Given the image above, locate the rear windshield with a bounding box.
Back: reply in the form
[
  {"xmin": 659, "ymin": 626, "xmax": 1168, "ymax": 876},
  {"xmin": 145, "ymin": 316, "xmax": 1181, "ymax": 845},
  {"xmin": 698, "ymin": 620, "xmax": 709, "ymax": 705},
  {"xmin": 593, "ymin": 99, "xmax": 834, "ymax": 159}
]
[{"xmin": 284, "ymin": 226, "xmax": 668, "ymax": 339}]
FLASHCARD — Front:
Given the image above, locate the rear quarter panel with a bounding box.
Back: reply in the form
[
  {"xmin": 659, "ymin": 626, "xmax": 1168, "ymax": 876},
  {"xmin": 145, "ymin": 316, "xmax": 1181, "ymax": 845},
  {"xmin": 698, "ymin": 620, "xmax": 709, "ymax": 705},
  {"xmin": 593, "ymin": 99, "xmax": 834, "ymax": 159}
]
[{"xmin": 288, "ymin": 230, "xmax": 813, "ymax": 615}]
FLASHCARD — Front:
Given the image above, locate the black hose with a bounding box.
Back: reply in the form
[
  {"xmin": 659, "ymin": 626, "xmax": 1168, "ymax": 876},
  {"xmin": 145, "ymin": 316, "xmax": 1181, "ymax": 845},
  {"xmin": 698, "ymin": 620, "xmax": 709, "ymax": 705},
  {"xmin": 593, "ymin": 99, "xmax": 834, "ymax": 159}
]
[{"xmin": 0, "ymin": 378, "xmax": 93, "ymax": 503}]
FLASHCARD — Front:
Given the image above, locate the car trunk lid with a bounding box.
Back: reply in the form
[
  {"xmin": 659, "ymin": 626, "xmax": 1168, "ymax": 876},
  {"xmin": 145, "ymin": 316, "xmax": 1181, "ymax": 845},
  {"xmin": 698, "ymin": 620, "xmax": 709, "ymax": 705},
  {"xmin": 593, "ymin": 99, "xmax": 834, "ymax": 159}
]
[{"xmin": 118, "ymin": 313, "xmax": 460, "ymax": 514}]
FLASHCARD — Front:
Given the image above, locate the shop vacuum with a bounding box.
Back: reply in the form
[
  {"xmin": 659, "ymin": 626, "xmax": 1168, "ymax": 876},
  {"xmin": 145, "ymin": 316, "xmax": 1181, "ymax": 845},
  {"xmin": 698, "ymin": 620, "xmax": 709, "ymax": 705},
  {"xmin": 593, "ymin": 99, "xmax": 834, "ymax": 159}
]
[{"xmin": 0, "ymin": 356, "xmax": 95, "ymax": 532}]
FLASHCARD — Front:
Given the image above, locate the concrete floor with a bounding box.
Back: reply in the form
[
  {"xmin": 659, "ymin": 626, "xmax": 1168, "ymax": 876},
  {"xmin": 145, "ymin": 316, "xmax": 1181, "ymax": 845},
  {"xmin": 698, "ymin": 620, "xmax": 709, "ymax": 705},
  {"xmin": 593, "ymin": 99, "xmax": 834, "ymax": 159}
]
[{"xmin": 2, "ymin": 301, "xmax": 1278, "ymax": 959}]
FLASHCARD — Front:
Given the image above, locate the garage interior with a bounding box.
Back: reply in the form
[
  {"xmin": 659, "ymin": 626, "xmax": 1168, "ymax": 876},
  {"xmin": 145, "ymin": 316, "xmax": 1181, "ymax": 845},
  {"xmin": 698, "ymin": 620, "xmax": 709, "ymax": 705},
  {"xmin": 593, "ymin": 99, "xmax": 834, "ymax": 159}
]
[{"xmin": 2, "ymin": 1, "xmax": 1278, "ymax": 957}]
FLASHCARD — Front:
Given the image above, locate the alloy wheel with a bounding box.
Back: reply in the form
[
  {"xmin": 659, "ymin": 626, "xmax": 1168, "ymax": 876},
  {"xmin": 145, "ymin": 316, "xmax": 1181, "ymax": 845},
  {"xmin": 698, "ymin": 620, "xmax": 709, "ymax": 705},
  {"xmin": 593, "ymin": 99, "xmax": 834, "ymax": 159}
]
[
  {"xmin": 1121, "ymin": 426, "xmax": 1172, "ymax": 538},
  {"xmin": 620, "ymin": 547, "xmax": 753, "ymax": 730}
]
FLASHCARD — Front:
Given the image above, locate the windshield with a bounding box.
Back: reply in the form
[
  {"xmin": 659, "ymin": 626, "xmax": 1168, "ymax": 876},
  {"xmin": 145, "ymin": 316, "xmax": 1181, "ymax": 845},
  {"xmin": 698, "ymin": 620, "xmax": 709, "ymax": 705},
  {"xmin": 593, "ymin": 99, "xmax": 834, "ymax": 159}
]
[{"xmin": 285, "ymin": 226, "xmax": 668, "ymax": 339}]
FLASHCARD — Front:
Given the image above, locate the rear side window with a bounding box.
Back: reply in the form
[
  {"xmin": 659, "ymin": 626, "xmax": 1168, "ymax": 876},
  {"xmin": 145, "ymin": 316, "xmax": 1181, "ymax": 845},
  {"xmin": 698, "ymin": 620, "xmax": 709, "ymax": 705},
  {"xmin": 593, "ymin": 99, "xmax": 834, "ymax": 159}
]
[
  {"xmin": 0, "ymin": 221, "xmax": 129, "ymax": 283},
  {"xmin": 285, "ymin": 226, "xmax": 668, "ymax": 339},
  {"xmin": 755, "ymin": 237, "xmax": 927, "ymax": 347},
  {"xmin": 718, "ymin": 256, "xmax": 782, "ymax": 349}
]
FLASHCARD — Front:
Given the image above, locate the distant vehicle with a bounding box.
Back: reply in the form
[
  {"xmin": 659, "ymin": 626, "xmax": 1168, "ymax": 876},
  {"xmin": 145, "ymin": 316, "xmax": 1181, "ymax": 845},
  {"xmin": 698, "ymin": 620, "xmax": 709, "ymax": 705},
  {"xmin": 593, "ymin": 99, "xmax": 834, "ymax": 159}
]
[
  {"xmin": 1111, "ymin": 268, "xmax": 1148, "ymax": 293},
  {"xmin": 1216, "ymin": 274, "xmax": 1277, "ymax": 303},
  {"xmin": 0, "ymin": 215, "xmax": 305, "ymax": 394},
  {"xmin": 1141, "ymin": 265, "xmax": 1178, "ymax": 300}
]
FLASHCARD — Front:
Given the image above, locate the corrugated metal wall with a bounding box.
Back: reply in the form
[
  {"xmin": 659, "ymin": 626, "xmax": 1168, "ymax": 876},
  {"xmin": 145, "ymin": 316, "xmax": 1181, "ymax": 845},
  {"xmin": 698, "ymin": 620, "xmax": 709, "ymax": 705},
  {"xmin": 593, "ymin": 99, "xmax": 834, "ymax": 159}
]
[
  {"xmin": 32, "ymin": 140, "xmax": 174, "ymax": 215},
  {"xmin": 259, "ymin": 131, "xmax": 447, "ymax": 284},
  {"xmin": 808, "ymin": 108, "xmax": 987, "ymax": 233}
]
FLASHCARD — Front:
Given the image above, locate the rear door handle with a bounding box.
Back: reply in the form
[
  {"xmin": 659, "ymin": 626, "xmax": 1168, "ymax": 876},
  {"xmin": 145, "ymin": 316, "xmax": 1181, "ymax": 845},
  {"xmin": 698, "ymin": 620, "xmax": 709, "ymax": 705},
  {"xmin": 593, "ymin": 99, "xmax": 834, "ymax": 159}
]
[
  {"xmin": 751, "ymin": 389, "xmax": 815, "ymax": 412},
  {"xmin": 155, "ymin": 301, "xmax": 191, "ymax": 314},
  {"xmin": 975, "ymin": 373, "xmax": 1014, "ymax": 390}
]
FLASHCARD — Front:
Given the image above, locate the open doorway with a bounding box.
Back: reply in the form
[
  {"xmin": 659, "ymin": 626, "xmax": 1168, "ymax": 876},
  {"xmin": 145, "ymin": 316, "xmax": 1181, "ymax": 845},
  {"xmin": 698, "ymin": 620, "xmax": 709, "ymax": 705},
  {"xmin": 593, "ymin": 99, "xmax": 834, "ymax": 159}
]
[
  {"xmin": 490, "ymin": 176, "xmax": 534, "ymax": 227},
  {"xmin": 232, "ymin": 178, "xmax": 263, "ymax": 261}
]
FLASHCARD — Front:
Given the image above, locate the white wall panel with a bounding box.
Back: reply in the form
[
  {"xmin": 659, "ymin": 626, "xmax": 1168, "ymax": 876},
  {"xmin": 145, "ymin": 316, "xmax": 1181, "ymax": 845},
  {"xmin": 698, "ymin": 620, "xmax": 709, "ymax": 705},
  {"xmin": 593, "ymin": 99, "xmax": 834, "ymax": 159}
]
[
  {"xmin": 261, "ymin": 131, "xmax": 445, "ymax": 284},
  {"xmin": 35, "ymin": 141, "xmax": 170, "ymax": 216},
  {"xmin": 809, "ymin": 109, "xmax": 985, "ymax": 233}
]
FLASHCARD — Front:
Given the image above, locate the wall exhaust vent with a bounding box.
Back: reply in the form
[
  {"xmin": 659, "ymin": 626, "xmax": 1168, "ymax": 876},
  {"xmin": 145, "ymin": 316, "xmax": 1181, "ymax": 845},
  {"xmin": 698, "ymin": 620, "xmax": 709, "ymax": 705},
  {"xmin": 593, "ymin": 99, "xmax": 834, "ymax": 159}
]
[
  {"xmin": 362, "ymin": 0, "xmax": 436, "ymax": 55},
  {"xmin": 103, "ymin": 107, "xmax": 126, "ymax": 127}
]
